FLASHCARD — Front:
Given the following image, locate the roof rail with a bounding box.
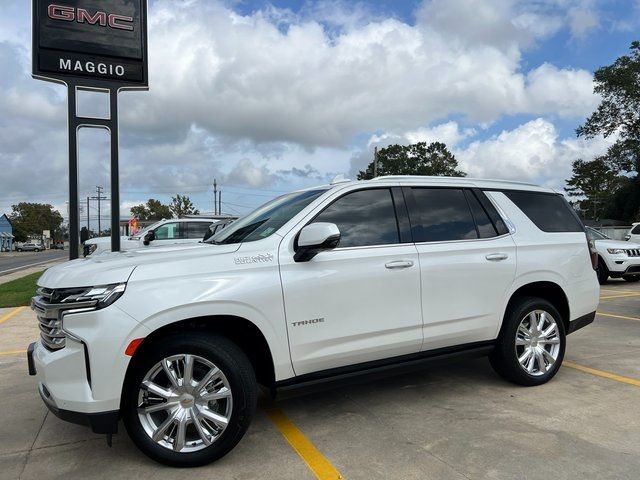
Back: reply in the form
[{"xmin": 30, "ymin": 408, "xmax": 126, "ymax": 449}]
[{"xmin": 369, "ymin": 175, "xmax": 538, "ymax": 187}]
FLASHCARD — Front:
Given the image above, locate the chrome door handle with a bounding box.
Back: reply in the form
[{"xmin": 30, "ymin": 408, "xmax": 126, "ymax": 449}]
[
  {"xmin": 485, "ymin": 253, "xmax": 508, "ymax": 261},
  {"xmin": 385, "ymin": 260, "xmax": 414, "ymax": 269}
]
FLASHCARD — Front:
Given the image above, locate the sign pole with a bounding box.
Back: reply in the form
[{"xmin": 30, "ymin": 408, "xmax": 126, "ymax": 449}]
[
  {"xmin": 67, "ymin": 82, "xmax": 80, "ymax": 260},
  {"xmin": 110, "ymin": 88, "xmax": 121, "ymax": 253}
]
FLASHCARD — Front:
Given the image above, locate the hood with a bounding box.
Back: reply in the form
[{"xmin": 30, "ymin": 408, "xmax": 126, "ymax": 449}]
[
  {"xmin": 595, "ymin": 239, "xmax": 640, "ymax": 250},
  {"xmin": 38, "ymin": 242, "xmax": 240, "ymax": 289}
]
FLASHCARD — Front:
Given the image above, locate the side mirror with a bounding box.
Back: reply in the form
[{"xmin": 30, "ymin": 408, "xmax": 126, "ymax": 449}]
[
  {"xmin": 294, "ymin": 223, "xmax": 340, "ymax": 262},
  {"xmin": 143, "ymin": 230, "xmax": 155, "ymax": 246}
]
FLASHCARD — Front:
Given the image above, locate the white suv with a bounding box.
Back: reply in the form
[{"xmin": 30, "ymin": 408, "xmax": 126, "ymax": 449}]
[
  {"xmin": 84, "ymin": 217, "xmax": 231, "ymax": 256},
  {"xmin": 587, "ymin": 227, "xmax": 640, "ymax": 284},
  {"xmin": 28, "ymin": 176, "xmax": 599, "ymax": 467},
  {"xmin": 625, "ymin": 222, "xmax": 640, "ymax": 242}
]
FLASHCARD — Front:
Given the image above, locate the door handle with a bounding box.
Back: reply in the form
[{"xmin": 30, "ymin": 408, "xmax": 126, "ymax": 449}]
[
  {"xmin": 385, "ymin": 260, "xmax": 414, "ymax": 269},
  {"xmin": 485, "ymin": 253, "xmax": 508, "ymax": 261}
]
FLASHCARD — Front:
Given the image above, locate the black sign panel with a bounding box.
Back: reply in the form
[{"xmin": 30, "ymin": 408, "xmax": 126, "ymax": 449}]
[{"xmin": 32, "ymin": 0, "xmax": 148, "ymax": 88}]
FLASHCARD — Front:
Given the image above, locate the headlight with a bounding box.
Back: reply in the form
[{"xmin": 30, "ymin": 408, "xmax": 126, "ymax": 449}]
[
  {"xmin": 56, "ymin": 283, "xmax": 127, "ymax": 309},
  {"xmin": 607, "ymin": 248, "xmax": 627, "ymax": 255}
]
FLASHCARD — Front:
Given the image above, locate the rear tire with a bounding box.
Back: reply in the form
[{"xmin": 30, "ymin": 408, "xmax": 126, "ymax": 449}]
[
  {"xmin": 489, "ymin": 296, "xmax": 566, "ymax": 386},
  {"xmin": 596, "ymin": 258, "xmax": 609, "ymax": 285},
  {"xmin": 122, "ymin": 333, "xmax": 257, "ymax": 467}
]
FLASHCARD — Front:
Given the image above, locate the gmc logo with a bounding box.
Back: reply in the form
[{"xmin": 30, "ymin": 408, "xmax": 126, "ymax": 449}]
[{"xmin": 47, "ymin": 4, "xmax": 134, "ymax": 31}]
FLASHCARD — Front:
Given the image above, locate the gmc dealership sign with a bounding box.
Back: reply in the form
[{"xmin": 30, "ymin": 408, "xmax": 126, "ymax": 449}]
[{"xmin": 32, "ymin": 0, "xmax": 148, "ymax": 87}]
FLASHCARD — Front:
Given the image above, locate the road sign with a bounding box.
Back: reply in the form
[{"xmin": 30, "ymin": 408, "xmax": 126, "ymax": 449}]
[
  {"xmin": 32, "ymin": 0, "xmax": 149, "ymax": 260},
  {"xmin": 32, "ymin": 0, "xmax": 148, "ymax": 88}
]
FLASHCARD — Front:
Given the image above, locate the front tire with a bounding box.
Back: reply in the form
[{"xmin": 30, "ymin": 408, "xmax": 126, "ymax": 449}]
[
  {"xmin": 489, "ymin": 297, "xmax": 566, "ymax": 386},
  {"xmin": 596, "ymin": 258, "xmax": 608, "ymax": 284},
  {"xmin": 123, "ymin": 333, "xmax": 257, "ymax": 467}
]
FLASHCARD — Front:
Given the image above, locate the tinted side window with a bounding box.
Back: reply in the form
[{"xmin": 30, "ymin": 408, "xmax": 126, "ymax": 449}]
[
  {"xmin": 186, "ymin": 222, "xmax": 211, "ymax": 239},
  {"xmin": 464, "ymin": 190, "xmax": 498, "ymax": 238},
  {"xmin": 313, "ymin": 189, "xmax": 399, "ymax": 247},
  {"xmin": 504, "ymin": 191, "xmax": 583, "ymax": 232},
  {"xmin": 632, "ymin": 225, "xmax": 640, "ymax": 234},
  {"xmin": 408, "ymin": 188, "xmax": 478, "ymax": 242},
  {"xmin": 154, "ymin": 223, "xmax": 181, "ymax": 240}
]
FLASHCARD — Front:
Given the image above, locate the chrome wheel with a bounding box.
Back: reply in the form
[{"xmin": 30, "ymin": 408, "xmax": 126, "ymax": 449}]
[
  {"xmin": 515, "ymin": 310, "xmax": 561, "ymax": 376},
  {"xmin": 137, "ymin": 354, "xmax": 233, "ymax": 453}
]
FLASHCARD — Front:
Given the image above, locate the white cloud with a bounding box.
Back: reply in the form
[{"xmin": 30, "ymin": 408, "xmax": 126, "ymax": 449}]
[
  {"xmin": 456, "ymin": 118, "xmax": 615, "ymax": 189},
  {"xmin": 567, "ymin": 6, "xmax": 599, "ymax": 39},
  {"xmin": 118, "ymin": 0, "xmax": 598, "ymax": 148}
]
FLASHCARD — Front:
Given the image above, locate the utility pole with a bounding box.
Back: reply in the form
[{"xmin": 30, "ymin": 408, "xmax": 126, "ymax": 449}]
[
  {"xmin": 373, "ymin": 146, "xmax": 378, "ymax": 178},
  {"xmin": 90, "ymin": 186, "xmax": 107, "ymax": 235},
  {"xmin": 218, "ymin": 190, "xmax": 222, "ymax": 215},
  {"xmin": 213, "ymin": 179, "xmax": 218, "ymax": 215},
  {"xmin": 86, "ymin": 196, "xmax": 90, "ymax": 232}
]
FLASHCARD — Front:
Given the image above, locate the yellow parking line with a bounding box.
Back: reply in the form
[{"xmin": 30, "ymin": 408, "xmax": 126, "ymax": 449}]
[
  {"xmin": 597, "ymin": 312, "xmax": 640, "ymax": 322},
  {"xmin": 564, "ymin": 361, "xmax": 640, "ymax": 387},
  {"xmin": 0, "ymin": 349, "xmax": 26, "ymax": 357},
  {"xmin": 0, "ymin": 306, "xmax": 27, "ymax": 326},
  {"xmin": 600, "ymin": 288, "xmax": 639, "ymax": 294},
  {"xmin": 264, "ymin": 405, "xmax": 343, "ymax": 480},
  {"xmin": 599, "ymin": 293, "xmax": 640, "ymax": 300}
]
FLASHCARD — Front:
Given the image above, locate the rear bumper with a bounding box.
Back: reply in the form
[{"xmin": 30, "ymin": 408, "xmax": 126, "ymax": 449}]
[{"xmin": 567, "ymin": 311, "xmax": 596, "ymax": 334}]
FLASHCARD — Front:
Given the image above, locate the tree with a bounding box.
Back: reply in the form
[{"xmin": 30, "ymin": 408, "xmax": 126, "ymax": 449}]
[
  {"xmin": 9, "ymin": 203, "xmax": 63, "ymax": 243},
  {"xmin": 577, "ymin": 41, "xmax": 640, "ymax": 174},
  {"xmin": 564, "ymin": 158, "xmax": 621, "ymax": 220},
  {"xmin": 357, "ymin": 142, "xmax": 466, "ymax": 180},
  {"xmin": 130, "ymin": 199, "xmax": 172, "ymax": 220},
  {"xmin": 170, "ymin": 194, "xmax": 200, "ymax": 217}
]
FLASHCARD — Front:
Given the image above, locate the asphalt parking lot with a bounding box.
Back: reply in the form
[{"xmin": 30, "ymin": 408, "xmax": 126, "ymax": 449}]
[{"xmin": 1, "ymin": 281, "xmax": 639, "ymax": 480}]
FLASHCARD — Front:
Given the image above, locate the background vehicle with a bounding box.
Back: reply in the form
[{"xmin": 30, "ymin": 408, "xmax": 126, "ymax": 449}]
[
  {"xmin": 29, "ymin": 176, "xmax": 599, "ymax": 467},
  {"xmin": 84, "ymin": 217, "xmax": 236, "ymax": 256},
  {"xmin": 16, "ymin": 242, "xmax": 41, "ymax": 252},
  {"xmin": 624, "ymin": 222, "xmax": 640, "ymax": 242},
  {"xmin": 588, "ymin": 227, "xmax": 640, "ymax": 284}
]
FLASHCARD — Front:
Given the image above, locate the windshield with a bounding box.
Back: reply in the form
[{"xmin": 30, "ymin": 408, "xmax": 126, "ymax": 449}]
[
  {"xmin": 587, "ymin": 227, "xmax": 610, "ymax": 240},
  {"xmin": 207, "ymin": 189, "xmax": 328, "ymax": 245}
]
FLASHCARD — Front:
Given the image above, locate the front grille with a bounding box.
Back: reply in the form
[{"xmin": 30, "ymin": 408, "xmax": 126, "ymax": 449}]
[
  {"xmin": 625, "ymin": 249, "xmax": 640, "ymax": 257},
  {"xmin": 31, "ymin": 287, "xmax": 97, "ymax": 352}
]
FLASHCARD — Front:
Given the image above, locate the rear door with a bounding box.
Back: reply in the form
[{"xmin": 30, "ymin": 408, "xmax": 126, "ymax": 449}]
[{"xmin": 404, "ymin": 187, "xmax": 517, "ymax": 351}]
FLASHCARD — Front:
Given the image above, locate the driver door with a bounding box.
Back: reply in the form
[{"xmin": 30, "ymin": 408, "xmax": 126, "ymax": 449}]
[
  {"xmin": 279, "ymin": 187, "xmax": 423, "ymax": 376},
  {"xmin": 149, "ymin": 222, "xmax": 183, "ymax": 247}
]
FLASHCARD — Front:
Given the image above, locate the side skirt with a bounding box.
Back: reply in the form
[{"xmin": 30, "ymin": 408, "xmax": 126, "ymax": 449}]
[{"xmin": 275, "ymin": 340, "xmax": 495, "ymax": 390}]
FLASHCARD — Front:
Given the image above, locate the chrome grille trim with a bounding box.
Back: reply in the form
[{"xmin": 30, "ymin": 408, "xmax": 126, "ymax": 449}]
[{"xmin": 31, "ymin": 295, "xmax": 97, "ymax": 352}]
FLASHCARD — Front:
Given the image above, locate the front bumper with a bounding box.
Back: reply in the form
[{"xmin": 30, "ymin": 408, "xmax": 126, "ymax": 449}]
[
  {"xmin": 603, "ymin": 255, "xmax": 640, "ymax": 276},
  {"xmin": 27, "ymin": 351, "xmax": 119, "ymax": 434},
  {"xmin": 28, "ymin": 300, "xmax": 150, "ymax": 431}
]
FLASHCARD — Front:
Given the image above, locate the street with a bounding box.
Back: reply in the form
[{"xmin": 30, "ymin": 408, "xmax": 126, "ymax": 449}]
[{"xmin": 0, "ymin": 251, "xmax": 68, "ymax": 277}]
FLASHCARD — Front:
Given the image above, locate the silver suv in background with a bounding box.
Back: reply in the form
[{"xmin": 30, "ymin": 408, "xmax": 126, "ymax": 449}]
[{"xmin": 16, "ymin": 243, "xmax": 42, "ymax": 252}]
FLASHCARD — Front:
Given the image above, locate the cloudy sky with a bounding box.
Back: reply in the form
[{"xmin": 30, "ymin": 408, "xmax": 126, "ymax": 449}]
[{"xmin": 1, "ymin": 0, "xmax": 639, "ymax": 226}]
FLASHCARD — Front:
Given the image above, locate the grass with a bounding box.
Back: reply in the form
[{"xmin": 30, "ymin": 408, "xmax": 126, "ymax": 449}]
[{"xmin": 0, "ymin": 272, "xmax": 42, "ymax": 308}]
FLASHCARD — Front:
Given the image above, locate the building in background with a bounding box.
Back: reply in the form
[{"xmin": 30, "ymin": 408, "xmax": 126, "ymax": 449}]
[{"xmin": 0, "ymin": 214, "xmax": 14, "ymax": 252}]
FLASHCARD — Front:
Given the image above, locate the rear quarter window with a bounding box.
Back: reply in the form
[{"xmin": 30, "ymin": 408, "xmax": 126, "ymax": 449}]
[{"xmin": 503, "ymin": 191, "xmax": 583, "ymax": 233}]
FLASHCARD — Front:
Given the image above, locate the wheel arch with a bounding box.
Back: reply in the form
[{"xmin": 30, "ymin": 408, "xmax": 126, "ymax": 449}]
[
  {"xmin": 123, "ymin": 315, "xmax": 276, "ymax": 391},
  {"xmin": 502, "ymin": 281, "xmax": 570, "ymax": 334}
]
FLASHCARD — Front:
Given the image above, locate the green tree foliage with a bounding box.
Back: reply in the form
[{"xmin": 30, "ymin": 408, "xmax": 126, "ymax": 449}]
[
  {"xmin": 564, "ymin": 158, "xmax": 621, "ymax": 220},
  {"xmin": 577, "ymin": 41, "xmax": 640, "ymax": 174},
  {"xmin": 357, "ymin": 142, "xmax": 466, "ymax": 180},
  {"xmin": 170, "ymin": 194, "xmax": 200, "ymax": 217},
  {"xmin": 604, "ymin": 176, "xmax": 640, "ymax": 222},
  {"xmin": 9, "ymin": 203, "xmax": 63, "ymax": 243},
  {"xmin": 130, "ymin": 199, "xmax": 173, "ymax": 220}
]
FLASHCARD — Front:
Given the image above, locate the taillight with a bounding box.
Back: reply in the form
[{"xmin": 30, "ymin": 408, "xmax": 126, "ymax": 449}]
[{"xmin": 587, "ymin": 236, "xmax": 598, "ymax": 270}]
